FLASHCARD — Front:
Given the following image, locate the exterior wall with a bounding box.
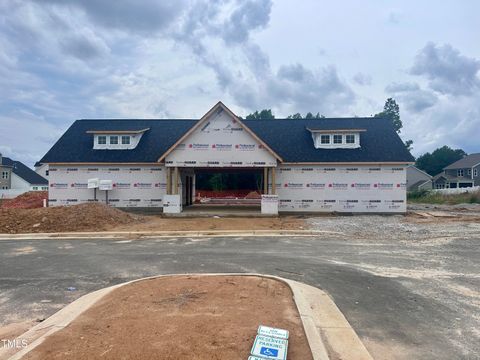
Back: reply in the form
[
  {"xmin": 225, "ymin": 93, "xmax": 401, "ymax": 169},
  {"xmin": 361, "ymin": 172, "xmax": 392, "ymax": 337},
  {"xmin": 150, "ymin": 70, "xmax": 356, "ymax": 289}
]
[
  {"xmin": 11, "ymin": 173, "xmax": 33, "ymax": 191},
  {"xmin": 0, "ymin": 167, "xmax": 11, "ymax": 189},
  {"xmin": 473, "ymin": 164, "xmax": 480, "ymax": 186},
  {"xmin": 166, "ymin": 110, "xmax": 277, "ymax": 168},
  {"xmin": 48, "ymin": 165, "xmax": 166, "ymax": 207},
  {"xmin": 406, "ymin": 166, "xmax": 432, "ymax": 191},
  {"xmin": 35, "ymin": 163, "xmax": 49, "ymax": 179},
  {"xmin": 275, "ymin": 164, "xmax": 407, "ymax": 213}
]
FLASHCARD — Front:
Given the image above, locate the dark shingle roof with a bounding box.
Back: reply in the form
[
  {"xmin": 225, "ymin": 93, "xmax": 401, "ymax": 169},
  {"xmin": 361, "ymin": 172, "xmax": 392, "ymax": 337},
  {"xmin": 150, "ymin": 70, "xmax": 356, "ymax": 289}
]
[
  {"xmin": 243, "ymin": 117, "xmax": 414, "ymax": 163},
  {"xmin": 444, "ymin": 153, "xmax": 480, "ymax": 170},
  {"xmin": 2, "ymin": 157, "xmax": 48, "ymax": 185},
  {"xmin": 40, "ymin": 119, "xmax": 196, "ymax": 163},
  {"xmin": 39, "ymin": 117, "xmax": 414, "ymax": 164}
]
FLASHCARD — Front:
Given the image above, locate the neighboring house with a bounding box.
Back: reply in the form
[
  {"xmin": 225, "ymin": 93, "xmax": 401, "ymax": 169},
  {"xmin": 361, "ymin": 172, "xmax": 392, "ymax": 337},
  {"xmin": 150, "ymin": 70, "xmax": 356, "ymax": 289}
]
[
  {"xmin": 39, "ymin": 102, "xmax": 414, "ymax": 213},
  {"xmin": 0, "ymin": 153, "xmax": 12, "ymax": 190},
  {"xmin": 406, "ymin": 165, "xmax": 432, "ymax": 191},
  {"xmin": 432, "ymin": 153, "xmax": 480, "ymax": 189},
  {"xmin": 34, "ymin": 162, "xmax": 49, "ymax": 180},
  {"xmin": 0, "ymin": 154, "xmax": 48, "ymax": 192}
]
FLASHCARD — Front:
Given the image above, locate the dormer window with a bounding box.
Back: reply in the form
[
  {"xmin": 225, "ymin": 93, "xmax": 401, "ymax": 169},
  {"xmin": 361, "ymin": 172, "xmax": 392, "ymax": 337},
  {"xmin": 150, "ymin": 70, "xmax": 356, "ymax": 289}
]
[
  {"xmin": 88, "ymin": 128, "xmax": 150, "ymax": 150},
  {"xmin": 121, "ymin": 135, "xmax": 131, "ymax": 145},
  {"xmin": 307, "ymin": 128, "xmax": 365, "ymax": 149},
  {"xmin": 320, "ymin": 135, "xmax": 330, "ymax": 144}
]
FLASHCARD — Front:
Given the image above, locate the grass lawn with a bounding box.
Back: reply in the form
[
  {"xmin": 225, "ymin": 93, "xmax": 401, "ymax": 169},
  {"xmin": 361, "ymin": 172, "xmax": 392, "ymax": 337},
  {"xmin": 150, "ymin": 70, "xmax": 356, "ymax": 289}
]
[{"xmin": 408, "ymin": 189, "xmax": 480, "ymax": 205}]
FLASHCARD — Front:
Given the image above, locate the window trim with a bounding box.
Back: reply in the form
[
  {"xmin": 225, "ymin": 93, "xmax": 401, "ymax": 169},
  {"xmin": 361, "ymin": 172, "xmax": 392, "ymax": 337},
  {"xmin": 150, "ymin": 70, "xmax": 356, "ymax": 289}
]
[
  {"xmin": 345, "ymin": 134, "xmax": 355, "ymax": 144},
  {"xmin": 457, "ymin": 169, "xmax": 464, "ymax": 177},
  {"xmin": 1, "ymin": 171, "xmax": 8, "ymax": 179},
  {"xmin": 474, "ymin": 168, "xmax": 478, "ymax": 177},
  {"xmin": 333, "ymin": 134, "xmax": 343, "ymax": 144},
  {"xmin": 109, "ymin": 136, "xmax": 119, "ymax": 145}
]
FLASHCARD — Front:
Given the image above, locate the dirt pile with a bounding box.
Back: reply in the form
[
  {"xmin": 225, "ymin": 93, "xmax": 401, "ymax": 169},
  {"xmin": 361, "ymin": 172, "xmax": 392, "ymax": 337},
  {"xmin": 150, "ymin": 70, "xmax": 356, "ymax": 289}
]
[
  {"xmin": 23, "ymin": 276, "xmax": 313, "ymax": 360},
  {"xmin": 0, "ymin": 203, "xmax": 140, "ymax": 234},
  {"xmin": 1, "ymin": 191, "xmax": 48, "ymax": 209}
]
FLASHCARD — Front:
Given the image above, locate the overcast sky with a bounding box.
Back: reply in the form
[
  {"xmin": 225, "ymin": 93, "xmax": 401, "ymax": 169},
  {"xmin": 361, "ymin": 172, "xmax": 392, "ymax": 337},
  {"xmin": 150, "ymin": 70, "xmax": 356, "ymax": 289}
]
[{"xmin": 1, "ymin": 0, "xmax": 479, "ymax": 166}]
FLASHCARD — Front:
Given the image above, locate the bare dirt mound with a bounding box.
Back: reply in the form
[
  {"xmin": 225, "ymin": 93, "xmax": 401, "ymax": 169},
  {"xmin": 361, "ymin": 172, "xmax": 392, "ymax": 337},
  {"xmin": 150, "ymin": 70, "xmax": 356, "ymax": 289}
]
[
  {"xmin": 23, "ymin": 276, "xmax": 313, "ymax": 360},
  {"xmin": 0, "ymin": 203, "xmax": 140, "ymax": 234},
  {"xmin": 0, "ymin": 191, "xmax": 48, "ymax": 209}
]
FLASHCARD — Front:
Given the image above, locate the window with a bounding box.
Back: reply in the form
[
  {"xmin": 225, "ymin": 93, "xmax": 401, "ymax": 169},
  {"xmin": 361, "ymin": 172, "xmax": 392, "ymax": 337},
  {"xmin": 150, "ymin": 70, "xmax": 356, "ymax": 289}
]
[
  {"xmin": 45, "ymin": 170, "xmax": 49, "ymax": 176},
  {"xmin": 121, "ymin": 135, "xmax": 131, "ymax": 145},
  {"xmin": 1, "ymin": 171, "xmax": 8, "ymax": 179},
  {"xmin": 1, "ymin": 186, "xmax": 8, "ymax": 190},
  {"xmin": 475, "ymin": 169, "xmax": 478, "ymax": 177},
  {"xmin": 333, "ymin": 134, "xmax": 343, "ymax": 144},
  {"xmin": 320, "ymin": 135, "xmax": 330, "ymax": 144},
  {"xmin": 457, "ymin": 169, "xmax": 464, "ymax": 177},
  {"xmin": 346, "ymin": 134, "xmax": 355, "ymax": 144},
  {"xmin": 467, "ymin": 169, "xmax": 471, "ymax": 175},
  {"xmin": 98, "ymin": 136, "xmax": 107, "ymax": 144},
  {"xmin": 109, "ymin": 136, "xmax": 118, "ymax": 144},
  {"xmin": 42, "ymin": 186, "xmax": 48, "ymax": 190},
  {"xmin": 33, "ymin": 186, "xmax": 38, "ymax": 191}
]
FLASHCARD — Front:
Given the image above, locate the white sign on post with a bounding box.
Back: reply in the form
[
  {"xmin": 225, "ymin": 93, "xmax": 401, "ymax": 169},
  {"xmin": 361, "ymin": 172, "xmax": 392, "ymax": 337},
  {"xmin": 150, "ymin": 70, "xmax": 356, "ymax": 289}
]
[
  {"xmin": 87, "ymin": 178, "xmax": 99, "ymax": 189},
  {"xmin": 99, "ymin": 180, "xmax": 113, "ymax": 191},
  {"xmin": 251, "ymin": 335, "xmax": 288, "ymax": 360}
]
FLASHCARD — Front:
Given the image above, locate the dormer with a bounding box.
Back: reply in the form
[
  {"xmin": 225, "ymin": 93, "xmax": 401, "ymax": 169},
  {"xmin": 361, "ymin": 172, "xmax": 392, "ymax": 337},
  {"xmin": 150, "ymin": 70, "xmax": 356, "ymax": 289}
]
[
  {"xmin": 307, "ymin": 128, "xmax": 365, "ymax": 149},
  {"xmin": 87, "ymin": 128, "xmax": 149, "ymax": 150}
]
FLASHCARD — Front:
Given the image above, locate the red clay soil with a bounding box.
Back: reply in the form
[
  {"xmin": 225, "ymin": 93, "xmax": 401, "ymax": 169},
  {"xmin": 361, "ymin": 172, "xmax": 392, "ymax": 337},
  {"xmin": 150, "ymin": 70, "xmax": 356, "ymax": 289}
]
[
  {"xmin": 0, "ymin": 203, "xmax": 140, "ymax": 234},
  {"xmin": 24, "ymin": 275, "xmax": 313, "ymax": 360},
  {"xmin": 0, "ymin": 191, "xmax": 48, "ymax": 209}
]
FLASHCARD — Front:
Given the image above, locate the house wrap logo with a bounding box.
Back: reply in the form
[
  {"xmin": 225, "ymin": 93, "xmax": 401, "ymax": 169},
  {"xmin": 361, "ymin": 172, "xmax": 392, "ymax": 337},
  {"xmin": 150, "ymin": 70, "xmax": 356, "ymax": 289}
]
[
  {"xmin": 212, "ymin": 144, "xmax": 232, "ymax": 151},
  {"xmin": 284, "ymin": 182, "xmax": 304, "ymax": 189},
  {"xmin": 50, "ymin": 183, "xmax": 68, "ymax": 189},
  {"xmin": 70, "ymin": 182, "xmax": 88, "ymax": 189},
  {"xmin": 351, "ymin": 183, "xmax": 371, "ymax": 190},
  {"xmin": 375, "ymin": 183, "xmax": 394, "ymax": 189},
  {"xmin": 114, "ymin": 182, "xmax": 131, "ymax": 189},
  {"xmin": 134, "ymin": 183, "xmax": 152, "ymax": 189},
  {"xmin": 396, "ymin": 183, "xmax": 407, "ymax": 189},
  {"xmin": 235, "ymin": 144, "xmax": 256, "ymax": 151},
  {"xmin": 188, "ymin": 143, "xmax": 209, "ymax": 150},
  {"xmin": 155, "ymin": 183, "xmax": 167, "ymax": 189},
  {"xmin": 329, "ymin": 183, "xmax": 348, "ymax": 189},
  {"xmin": 306, "ymin": 183, "xmax": 326, "ymax": 189}
]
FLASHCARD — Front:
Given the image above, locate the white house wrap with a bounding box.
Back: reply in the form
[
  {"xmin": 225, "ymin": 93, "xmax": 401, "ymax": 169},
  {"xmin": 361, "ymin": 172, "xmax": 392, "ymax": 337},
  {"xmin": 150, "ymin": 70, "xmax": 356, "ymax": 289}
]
[{"xmin": 39, "ymin": 102, "xmax": 414, "ymax": 214}]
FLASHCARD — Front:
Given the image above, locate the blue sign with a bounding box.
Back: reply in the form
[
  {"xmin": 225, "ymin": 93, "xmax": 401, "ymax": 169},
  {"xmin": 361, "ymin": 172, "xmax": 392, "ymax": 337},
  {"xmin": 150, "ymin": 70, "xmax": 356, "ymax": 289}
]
[{"xmin": 260, "ymin": 347, "xmax": 279, "ymax": 357}]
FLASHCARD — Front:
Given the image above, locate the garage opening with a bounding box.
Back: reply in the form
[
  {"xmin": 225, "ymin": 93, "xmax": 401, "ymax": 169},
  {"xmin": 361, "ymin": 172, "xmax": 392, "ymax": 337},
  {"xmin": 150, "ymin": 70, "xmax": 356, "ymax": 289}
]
[{"xmin": 188, "ymin": 168, "xmax": 265, "ymax": 214}]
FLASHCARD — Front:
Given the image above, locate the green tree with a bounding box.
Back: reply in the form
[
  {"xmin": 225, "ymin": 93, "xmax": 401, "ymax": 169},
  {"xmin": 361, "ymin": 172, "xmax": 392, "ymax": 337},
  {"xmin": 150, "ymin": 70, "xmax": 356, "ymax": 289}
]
[
  {"xmin": 287, "ymin": 113, "xmax": 302, "ymax": 119},
  {"xmin": 375, "ymin": 98, "xmax": 414, "ymax": 152},
  {"xmin": 245, "ymin": 109, "xmax": 275, "ymax": 120},
  {"xmin": 416, "ymin": 146, "xmax": 467, "ymax": 176},
  {"xmin": 375, "ymin": 98, "xmax": 402, "ymax": 133}
]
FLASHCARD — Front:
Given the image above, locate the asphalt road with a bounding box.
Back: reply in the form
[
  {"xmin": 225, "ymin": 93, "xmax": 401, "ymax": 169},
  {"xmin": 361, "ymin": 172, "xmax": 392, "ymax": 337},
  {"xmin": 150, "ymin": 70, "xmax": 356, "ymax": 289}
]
[{"xmin": 0, "ymin": 235, "xmax": 479, "ymax": 360}]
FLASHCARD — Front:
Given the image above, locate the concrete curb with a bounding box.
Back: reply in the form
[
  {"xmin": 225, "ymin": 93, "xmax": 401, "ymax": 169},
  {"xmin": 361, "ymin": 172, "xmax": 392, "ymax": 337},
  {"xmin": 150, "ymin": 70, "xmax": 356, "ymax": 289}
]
[
  {"xmin": 1, "ymin": 274, "xmax": 372, "ymax": 360},
  {"xmin": 0, "ymin": 229, "xmax": 344, "ymax": 240}
]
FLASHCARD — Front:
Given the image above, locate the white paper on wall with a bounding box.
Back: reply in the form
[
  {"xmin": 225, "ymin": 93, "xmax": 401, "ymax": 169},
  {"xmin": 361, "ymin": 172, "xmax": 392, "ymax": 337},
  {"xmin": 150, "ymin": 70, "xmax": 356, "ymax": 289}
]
[
  {"xmin": 48, "ymin": 166, "xmax": 166, "ymax": 207},
  {"xmin": 165, "ymin": 109, "xmax": 277, "ymax": 167},
  {"xmin": 275, "ymin": 165, "xmax": 407, "ymax": 213}
]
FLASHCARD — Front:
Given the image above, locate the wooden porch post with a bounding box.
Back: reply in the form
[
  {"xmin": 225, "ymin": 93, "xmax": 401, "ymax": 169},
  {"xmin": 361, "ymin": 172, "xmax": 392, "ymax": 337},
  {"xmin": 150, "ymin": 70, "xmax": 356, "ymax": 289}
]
[
  {"xmin": 263, "ymin": 167, "xmax": 268, "ymax": 194},
  {"xmin": 166, "ymin": 167, "xmax": 171, "ymax": 195},
  {"xmin": 174, "ymin": 167, "xmax": 179, "ymax": 195},
  {"xmin": 271, "ymin": 167, "xmax": 276, "ymax": 195}
]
